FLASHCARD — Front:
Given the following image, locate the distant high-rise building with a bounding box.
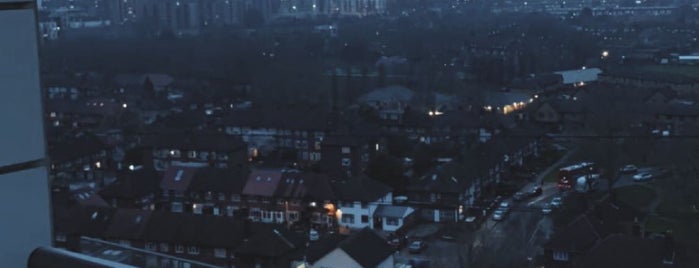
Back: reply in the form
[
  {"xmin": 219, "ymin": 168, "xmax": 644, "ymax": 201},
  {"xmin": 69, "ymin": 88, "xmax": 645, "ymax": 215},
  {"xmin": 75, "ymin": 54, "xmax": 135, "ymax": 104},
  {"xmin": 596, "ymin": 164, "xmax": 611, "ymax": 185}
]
[
  {"xmin": 0, "ymin": 0, "xmax": 52, "ymax": 266},
  {"xmin": 109, "ymin": 0, "xmax": 137, "ymax": 24},
  {"xmin": 278, "ymin": 0, "xmax": 386, "ymax": 18}
]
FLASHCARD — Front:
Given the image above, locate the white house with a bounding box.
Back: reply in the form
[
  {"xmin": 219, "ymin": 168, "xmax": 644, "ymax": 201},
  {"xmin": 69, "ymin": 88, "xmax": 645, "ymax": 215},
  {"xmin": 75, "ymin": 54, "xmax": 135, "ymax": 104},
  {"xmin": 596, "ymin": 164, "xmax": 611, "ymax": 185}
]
[
  {"xmin": 310, "ymin": 228, "xmax": 395, "ymax": 268},
  {"xmin": 332, "ymin": 176, "xmax": 393, "ymax": 230},
  {"xmin": 372, "ymin": 205, "xmax": 416, "ymax": 232}
]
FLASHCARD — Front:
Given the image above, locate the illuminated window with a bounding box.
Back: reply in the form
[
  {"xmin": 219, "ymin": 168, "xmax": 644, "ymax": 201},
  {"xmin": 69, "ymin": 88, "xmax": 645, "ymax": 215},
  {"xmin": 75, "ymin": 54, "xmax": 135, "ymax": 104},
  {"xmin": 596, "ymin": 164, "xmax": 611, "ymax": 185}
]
[
  {"xmin": 341, "ymin": 147, "xmax": 351, "ymax": 154},
  {"xmin": 175, "ymin": 245, "xmax": 184, "ymax": 254}
]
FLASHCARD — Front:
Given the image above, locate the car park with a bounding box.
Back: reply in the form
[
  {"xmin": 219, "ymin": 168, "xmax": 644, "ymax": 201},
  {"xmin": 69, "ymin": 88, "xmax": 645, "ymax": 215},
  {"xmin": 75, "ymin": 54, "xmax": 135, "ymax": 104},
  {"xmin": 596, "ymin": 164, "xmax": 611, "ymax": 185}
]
[
  {"xmin": 633, "ymin": 172, "xmax": 653, "ymax": 182},
  {"xmin": 620, "ymin": 164, "xmax": 638, "ymax": 174}
]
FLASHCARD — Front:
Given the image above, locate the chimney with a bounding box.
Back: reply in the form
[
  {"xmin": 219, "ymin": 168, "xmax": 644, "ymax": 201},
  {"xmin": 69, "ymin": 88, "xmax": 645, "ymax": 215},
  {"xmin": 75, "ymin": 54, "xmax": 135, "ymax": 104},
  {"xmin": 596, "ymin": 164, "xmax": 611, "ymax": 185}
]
[{"xmin": 663, "ymin": 230, "xmax": 675, "ymax": 265}]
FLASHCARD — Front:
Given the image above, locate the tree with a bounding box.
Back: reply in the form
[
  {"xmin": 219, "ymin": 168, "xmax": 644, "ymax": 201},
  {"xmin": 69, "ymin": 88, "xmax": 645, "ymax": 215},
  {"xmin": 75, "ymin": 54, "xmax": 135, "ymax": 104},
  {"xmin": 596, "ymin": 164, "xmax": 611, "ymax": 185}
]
[{"xmin": 365, "ymin": 153, "xmax": 406, "ymax": 191}]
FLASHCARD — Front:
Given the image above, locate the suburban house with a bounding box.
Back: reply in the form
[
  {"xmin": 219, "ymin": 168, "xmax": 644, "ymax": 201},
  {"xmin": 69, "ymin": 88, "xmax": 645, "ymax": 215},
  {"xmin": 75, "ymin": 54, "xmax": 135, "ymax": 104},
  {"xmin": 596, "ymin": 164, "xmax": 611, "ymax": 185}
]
[
  {"xmin": 185, "ymin": 167, "xmax": 249, "ymax": 217},
  {"xmin": 319, "ymin": 135, "xmax": 371, "ymax": 179},
  {"xmin": 99, "ymin": 168, "xmax": 160, "ymax": 209},
  {"xmin": 532, "ymin": 100, "xmax": 586, "ymax": 129},
  {"xmin": 52, "ymin": 205, "xmax": 115, "ymax": 251},
  {"xmin": 599, "ymin": 69, "xmax": 699, "ymax": 93},
  {"xmin": 234, "ymin": 225, "xmax": 307, "ymax": 268},
  {"xmin": 543, "ymin": 198, "xmax": 644, "ymax": 268},
  {"xmin": 372, "ymin": 205, "xmax": 416, "ymax": 233},
  {"xmin": 157, "ymin": 165, "xmax": 250, "ymax": 217},
  {"xmin": 141, "ymin": 130, "xmax": 248, "ymax": 171},
  {"xmin": 644, "ymin": 88, "xmax": 679, "ymax": 104},
  {"xmin": 331, "ymin": 175, "xmax": 393, "ymax": 231},
  {"xmin": 58, "ymin": 204, "xmax": 308, "ymax": 268},
  {"xmin": 49, "ymin": 134, "xmax": 111, "ymax": 186},
  {"xmin": 141, "ymin": 212, "xmax": 245, "ymax": 267},
  {"xmin": 406, "ymin": 162, "xmax": 479, "ymax": 222},
  {"xmin": 273, "ymin": 172, "xmax": 336, "ymax": 228},
  {"xmin": 103, "ymin": 208, "xmax": 152, "ymax": 248},
  {"xmin": 308, "ymin": 228, "xmax": 395, "ymax": 268},
  {"xmin": 114, "ymin": 73, "xmax": 173, "ymax": 93},
  {"xmin": 241, "ymin": 169, "xmax": 337, "ymax": 227},
  {"xmin": 407, "ymin": 132, "xmax": 541, "ymax": 222},
  {"xmin": 218, "ymin": 107, "xmax": 333, "ymax": 162},
  {"xmin": 45, "ymin": 99, "xmax": 122, "ymax": 130},
  {"xmin": 574, "ymin": 233, "xmax": 699, "ymax": 268},
  {"xmin": 159, "ymin": 166, "xmax": 198, "ymax": 213},
  {"xmin": 242, "ymin": 169, "xmax": 284, "ymax": 223}
]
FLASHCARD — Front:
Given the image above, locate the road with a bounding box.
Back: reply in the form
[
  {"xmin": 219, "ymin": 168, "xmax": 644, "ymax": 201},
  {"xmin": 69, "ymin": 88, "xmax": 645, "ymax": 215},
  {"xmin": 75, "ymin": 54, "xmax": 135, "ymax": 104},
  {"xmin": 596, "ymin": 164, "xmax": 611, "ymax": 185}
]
[{"xmin": 394, "ymin": 148, "xmax": 579, "ymax": 267}]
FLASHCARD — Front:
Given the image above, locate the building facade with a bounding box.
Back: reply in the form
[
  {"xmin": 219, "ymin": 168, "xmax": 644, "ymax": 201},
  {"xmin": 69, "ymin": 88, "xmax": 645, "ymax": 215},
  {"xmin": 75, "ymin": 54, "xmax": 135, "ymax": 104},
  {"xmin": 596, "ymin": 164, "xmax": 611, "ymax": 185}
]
[{"xmin": 0, "ymin": 1, "xmax": 52, "ymax": 266}]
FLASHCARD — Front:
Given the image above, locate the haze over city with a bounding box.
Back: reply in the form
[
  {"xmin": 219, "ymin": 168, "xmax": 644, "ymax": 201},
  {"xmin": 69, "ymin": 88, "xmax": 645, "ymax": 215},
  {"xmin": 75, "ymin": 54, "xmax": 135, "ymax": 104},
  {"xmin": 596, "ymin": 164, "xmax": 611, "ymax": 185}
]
[{"xmin": 1, "ymin": 0, "xmax": 699, "ymax": 267}]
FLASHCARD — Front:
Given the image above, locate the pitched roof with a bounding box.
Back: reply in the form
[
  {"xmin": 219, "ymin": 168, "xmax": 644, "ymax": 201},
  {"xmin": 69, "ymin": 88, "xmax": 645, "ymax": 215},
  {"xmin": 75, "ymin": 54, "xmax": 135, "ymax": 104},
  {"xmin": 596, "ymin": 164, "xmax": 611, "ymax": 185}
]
[
  {"xmin": 339, "ymin": 228, "xmax": 394, "ymax": 268},
  {"xmin": 218, "ymin": 107, "xmax": 332, "ymax": 131},
  {"xmin": 373, "ymin": 205, "xmax": 414, "ymax": 218},
  {"xmin": 554, "ymin": 68, "xmax": 602, "ymax": 84},
  {"xmin": 140, "ymin": 211, "xmax": 181, "ymax": 242},
  {"xmin": 331, "ymin": 175, "xmax": 392, "ymax": 202},
  {"xmin": 306, "ymin": 234, "xmax": 346, "ymax": 264},
  {"xmin": 142, "ymin": 74, "xmax": 173, "ymax": 87},
  {"xmin": 104, "ymin": 209, "xmax": 152, "ymax": 240},
  {"xmin": 273, "ymin": 172, "xmax": 335, "ymax": 200},
  {"xmin": 545, "ymin": 215, "xmax": 601, "ymax": 252},
  {"xmin": 53, "ymin": 205, "xmax": 115, "ymax": 237},
  {"xmin": 235, "ymin": 226, "xmax": 306, "ymax": 258},
  {"xmin": 187, "ymin": 167, "xmax": 249, "ymax": 194},
  {"xmin": 49, "ymin": 134, "xmax": 108, "ymax": 163},
  {"xmin": 99, "ymin": 169, "xmax": 161, "ymax": 200},
  {"xmin": 73, "ymin": 189, "xmax": 110, "ymax": 207},
  {"xmin": 142, "ymin": 130, "xmax": 246, "ymax": 152},
  {"xmin": 242, "ymin": 169, "xmax": 283, "ymax": 197},
  {"xmin": 408, "ymin": 161, "xmax": 476, "ymax": 193},
  {"xmin": 576, "ymin": 234, "xmax": 699, "ymax": 268},
  {"xmin": 160, "ymin": 166, "xmax": 198, "ymax": 192},
  {"xmin": 357, "ymin": 85, "xmax": 414, "ymax": 103}
]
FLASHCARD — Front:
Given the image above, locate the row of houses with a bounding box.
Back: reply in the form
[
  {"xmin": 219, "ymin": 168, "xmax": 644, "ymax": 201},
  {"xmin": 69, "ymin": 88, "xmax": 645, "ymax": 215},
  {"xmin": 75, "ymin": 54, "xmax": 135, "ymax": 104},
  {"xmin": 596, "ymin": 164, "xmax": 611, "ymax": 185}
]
[{"xmin": 54, "ymin": 203, "xmax": 395, "ymax": 268}]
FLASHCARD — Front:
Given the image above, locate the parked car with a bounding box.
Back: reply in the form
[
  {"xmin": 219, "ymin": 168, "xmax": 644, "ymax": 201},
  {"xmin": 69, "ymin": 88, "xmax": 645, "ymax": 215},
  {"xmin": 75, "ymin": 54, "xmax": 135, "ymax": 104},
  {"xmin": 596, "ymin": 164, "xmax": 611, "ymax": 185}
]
[
  {"xmin": 550, "ymin": 197, "xmax": 563, "ymax": 208},
  {"xmin": 620, "ymin": 164, "xmax": 638, "ymax": 174},
  {"xmin": 542, "ymin": 203, "xmax": 553, "ymax": 215},
  {"xmin": 513, "ymin": 192, "xmax": 526, "ymax": 202},
  {"xmin": 492, "ymin": 209, "xmax": 506, "ymax": 221},
  {"xmin": 408, "ymin": 241, "xmax": 428, "ymax": 254},
  {"xmin": 499, "ymin": 201, "xmax": 511, "ymax": 214},
  {"xmin": 633, "ymin": 172, "xmax": 653, "ymax": 182},
  {"xmin": 388, "ymin": 236, "xmax": 407, "ymax": 250}
]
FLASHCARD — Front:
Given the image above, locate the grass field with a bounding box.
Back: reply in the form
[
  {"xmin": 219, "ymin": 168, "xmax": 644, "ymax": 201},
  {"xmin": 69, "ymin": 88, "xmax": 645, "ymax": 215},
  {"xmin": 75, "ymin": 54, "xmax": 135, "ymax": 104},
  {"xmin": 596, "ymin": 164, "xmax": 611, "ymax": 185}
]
[
  {"xmin": 613, "ymin": 185, "xmax": 657, "ymax": 213},
  {"xmin": 645, "ymin": 215, "xmax": 699, "ymax": 242}
]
